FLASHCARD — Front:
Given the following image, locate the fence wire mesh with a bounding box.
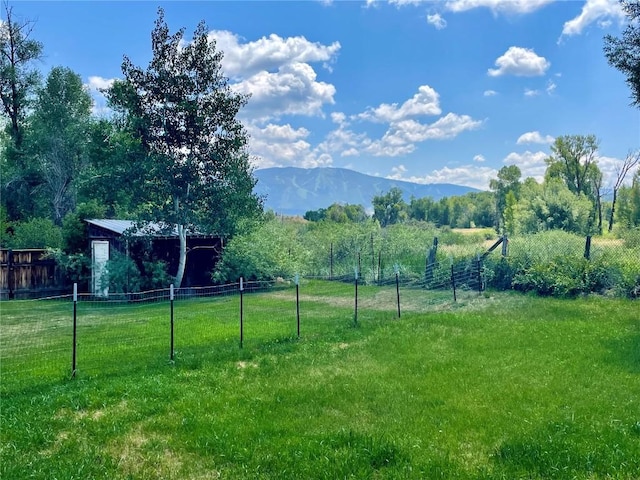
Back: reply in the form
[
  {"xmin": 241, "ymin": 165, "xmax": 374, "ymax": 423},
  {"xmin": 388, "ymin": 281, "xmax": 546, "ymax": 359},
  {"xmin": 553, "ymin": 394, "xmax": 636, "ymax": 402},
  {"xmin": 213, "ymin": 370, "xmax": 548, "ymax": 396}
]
[
  {"xmin": 1, "ymin": 274, "xmax": 484, "ymax": 394},
  {"xmin": 3, "ymin": 231, "xmax": 637, "ymax": 394}
]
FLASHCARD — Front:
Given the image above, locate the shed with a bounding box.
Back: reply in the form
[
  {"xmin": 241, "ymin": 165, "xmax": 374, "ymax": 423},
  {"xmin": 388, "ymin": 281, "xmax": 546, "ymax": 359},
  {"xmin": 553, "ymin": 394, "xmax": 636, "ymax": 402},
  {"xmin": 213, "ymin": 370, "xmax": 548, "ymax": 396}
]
[{"xmin": 86, "ymin": 219, "xmax": 222, "ymax": 296}]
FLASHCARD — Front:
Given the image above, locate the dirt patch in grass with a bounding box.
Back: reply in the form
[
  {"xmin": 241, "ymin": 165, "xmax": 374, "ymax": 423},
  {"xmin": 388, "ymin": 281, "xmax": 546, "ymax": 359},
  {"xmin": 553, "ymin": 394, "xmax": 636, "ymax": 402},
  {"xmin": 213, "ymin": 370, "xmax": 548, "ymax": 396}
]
[
  {"xmin": 236, "ymin": 361, "xmax": 258, "ymax": 369},
  {"xmin": 107, "ymin": 425, "xmax": 183, "ymax": 478}
]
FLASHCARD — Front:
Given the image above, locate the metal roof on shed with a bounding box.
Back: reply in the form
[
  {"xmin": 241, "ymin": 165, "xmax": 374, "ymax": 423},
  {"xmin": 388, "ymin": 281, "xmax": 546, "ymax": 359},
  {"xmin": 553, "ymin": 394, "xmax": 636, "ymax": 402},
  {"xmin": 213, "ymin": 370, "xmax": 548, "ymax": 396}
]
[{"xmin": 86, "ymin": 219, "xmax": 178, "ymax": 237}]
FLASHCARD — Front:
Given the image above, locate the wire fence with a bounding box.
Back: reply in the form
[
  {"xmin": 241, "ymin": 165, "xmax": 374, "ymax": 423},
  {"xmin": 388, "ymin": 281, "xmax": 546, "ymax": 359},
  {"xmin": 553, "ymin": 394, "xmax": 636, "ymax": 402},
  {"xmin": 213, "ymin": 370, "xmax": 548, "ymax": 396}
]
[
  {"xmin": 2, "ymin": 231, "xmax": 638, "ymax": 394},
  {"xmin": 0, "ymin": 271, "xmax": 485, "ymax": 394},
  {"xmin": 308, "ymin": 232, "xmax": 640, "ymax": 297}
]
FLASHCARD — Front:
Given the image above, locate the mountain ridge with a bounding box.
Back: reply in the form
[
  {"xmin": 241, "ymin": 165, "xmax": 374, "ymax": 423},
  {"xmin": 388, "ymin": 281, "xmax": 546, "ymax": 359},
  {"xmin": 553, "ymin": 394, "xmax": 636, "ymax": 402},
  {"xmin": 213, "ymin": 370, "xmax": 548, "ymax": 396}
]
[{"xmin": 253, "ymin": 167, "xmax": 480, "ymax": 216}]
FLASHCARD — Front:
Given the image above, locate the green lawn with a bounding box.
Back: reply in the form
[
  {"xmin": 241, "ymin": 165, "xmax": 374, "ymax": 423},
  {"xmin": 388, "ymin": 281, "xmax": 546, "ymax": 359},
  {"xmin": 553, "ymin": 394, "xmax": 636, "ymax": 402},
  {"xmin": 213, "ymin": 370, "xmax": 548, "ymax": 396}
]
[{"xmin": 1, "ymin": 282, "xmax": 639, "ymax": 479}]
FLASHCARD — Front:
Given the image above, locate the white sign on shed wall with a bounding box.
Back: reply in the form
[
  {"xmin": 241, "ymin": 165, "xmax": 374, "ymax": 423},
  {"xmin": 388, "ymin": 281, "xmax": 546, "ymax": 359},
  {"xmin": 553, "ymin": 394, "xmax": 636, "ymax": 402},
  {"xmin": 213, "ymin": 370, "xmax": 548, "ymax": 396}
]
[{"xmin": 92, "ymin": 240, "xmax": 109, "ymax": 297}]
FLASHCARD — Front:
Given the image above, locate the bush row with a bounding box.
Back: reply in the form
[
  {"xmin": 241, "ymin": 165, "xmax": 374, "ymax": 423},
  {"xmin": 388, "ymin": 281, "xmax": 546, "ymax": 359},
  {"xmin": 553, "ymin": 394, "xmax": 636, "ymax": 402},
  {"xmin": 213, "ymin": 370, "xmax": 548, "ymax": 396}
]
[
  {"xmin": 484, "ymin": 231, "xmax": 640, "ymax": 298},
  {"xmin": 214, "ymin": 220, "xmax": 640, "ymax": 299}
]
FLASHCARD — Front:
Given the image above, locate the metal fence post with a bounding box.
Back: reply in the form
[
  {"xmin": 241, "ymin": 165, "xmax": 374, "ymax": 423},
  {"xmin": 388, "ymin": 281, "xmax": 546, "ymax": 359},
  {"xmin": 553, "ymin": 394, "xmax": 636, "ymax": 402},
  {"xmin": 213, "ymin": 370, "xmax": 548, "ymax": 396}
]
[
  {"xmin": 451, "ymin": 262, "xmax": 457, "ymax": 303},
  {"xmin": 239, "ymin": 277, "xmax": 244, "ymax": 348},
  {"xmin": 426, "ymin": 237, "xmax": 438, "ymax": 286},
  {"xmin": 72, "ymin": 283, "xmax": 77, "ymax": 377},
  {"xmin": 330, "ymin": 243, "xmax": 333, "ymax": 280},
  {"xmin": 354, "ymin": 267, "xmax": 358, "ymax": 326},
  {"xmin": 7, "ymin": 249, "xmax": 14, "ymax": 300},
  {"xmin": 584, "ymin": 235, "xmax": 592, "ymax": 260},
  {"xmin": 477, "ymin": 255, "xmax": 483, "ymax": 295},
  {"xmin": 170, "ymin": 284, "xmax": 175, "ymax": 361},
  {"xmin": 371, "ymin": 233, "xmax": 375, "ymax": 281},
  {"xmin": 394, "ymin": 264, "xmax": 401, "ymax": 318},
  {"xmin": 295, "ymin": 274, "xmax": 300, "ymax": 338}
]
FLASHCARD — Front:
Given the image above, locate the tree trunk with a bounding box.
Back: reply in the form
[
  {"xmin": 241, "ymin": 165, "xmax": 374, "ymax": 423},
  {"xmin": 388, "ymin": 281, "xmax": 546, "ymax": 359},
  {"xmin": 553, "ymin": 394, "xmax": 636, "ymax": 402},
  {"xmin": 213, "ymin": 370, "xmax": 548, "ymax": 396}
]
[
  {"xmin": 596, "ymin": 194, "xmax": 603, "ymax": 235},
  {"xmin": 173, "ymin": 195, "xmax": 187, "ymax": 288},
  {"xmin": 608, "ymin": 189, "xmax": 618, "ymax": 233},
  {"xmin": 175, "ymin": 223, "xmax": 187, "ymax": 288}
]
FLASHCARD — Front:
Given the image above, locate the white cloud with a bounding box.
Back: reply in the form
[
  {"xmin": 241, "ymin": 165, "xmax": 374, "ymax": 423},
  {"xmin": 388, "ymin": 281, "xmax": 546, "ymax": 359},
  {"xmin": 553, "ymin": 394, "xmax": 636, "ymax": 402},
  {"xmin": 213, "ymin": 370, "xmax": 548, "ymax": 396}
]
[
  {"xmin": 389, "ymin": 0, "xmax": 428, "ymax": 6},
  {"xmin": 85, "ymin": 76, "xmax": 116, "ymax": 116},
  {"xmin": 597, "ymin": 155, "xmax": 631, "ymax": 187},
  {"xmin": 503, "ymin": 150, "xmax": 548, "ymax": 181},
  {"xmin": 211, "ymin": 30, "xmax": 340, "ymax": 78},
  {"xmin": 331, "ymin": 111, "xmax": 347, "ymax": 125},
  {"xmin": 235, "ymin": 62, "xmax": 336, "ymax": 122},
  {"xmin": 318, "ymin": 108, "xmax": 482, "ymax": 160},
  {"xmin": 208, "ymin": 31, "xmax": 341, "ymax": 124},
  {"xmin": 316, "ymin": 123, "xmax": 373, "ymax": 158},
  {"xmin": 524, "ymin": 88, "xmax": 540, "ymax": 97},
  {"xmin": 389, "ymin": 165, "xmax": 497, "ymax": 190},
  {"xmin": 445, "ymin": 0, "xmax": 554, "ymax": 14},
  {"xmin": 341, "ymin": 148, "xmax": 360, "ymax": 157},
  {"xmin": 247, "ymin": 122, "xmax": 333, "ymax": 169},
  {"xmin": 366, "ymin": 142, "xmax": 416, "ymax": 157},
  {"xmin": 561, "ymin": 0, "xmax": 625, "ymax": 37},
  {"xmin": 488, "ymin": 46, "xmax": 550, "ymax": 77},
  {"xmin": 390, "ymin": 164, "xmax": 408, "ymax": 176},
  {"xmin": 386, "ymin": 114, "xmax": 482, "ymax": 142},
  {"xmin": 517, "ymin": 131, "xmax": 555, "ymax": 145},
  {"xmin": 366, "ymin": 113, "xmax": 483, "ymax": 157},
  {"xmin": 427, "ymin": 13, "xmax": 447, "ymax": 29},
  {"xmin": 358, "ymin": 85, "xmax": 441, "ymax": 123},
  {"xmin": 546, "ymin": 80, "xmax": 557, "ymax": 95},
  {"xmin": 473, "ymin": 154, "xmax": 486, "ymax": 162},
  {"xmin": 417, "ymin": 113, "xmax": 483, "ymax": 139},
  {"xmin": 87, "ymin": 76, "xmax": 115, "ymax": 91},
  {"xmin": 483, "ymin": 89, "xmax": 498, "ymax": 96}
]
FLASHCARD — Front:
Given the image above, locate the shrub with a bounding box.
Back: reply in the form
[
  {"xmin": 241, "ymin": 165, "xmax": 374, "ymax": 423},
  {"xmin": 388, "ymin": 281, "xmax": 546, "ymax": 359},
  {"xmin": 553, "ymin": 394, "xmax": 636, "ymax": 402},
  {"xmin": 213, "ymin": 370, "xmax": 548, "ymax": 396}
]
[
  {"xmin": 61, "ymin": 201, "xmax": 106, "ymax": 253},
  {"xmin": 5, "ymin": 218, "xmax": 62, "ymax": 249},
  {"xmin": 620, "ymin": 227, "xmax": 640, "ymax": 249},
  {"xmin": 483, "ymin": 230, "xmax": 640, "ymax": 298},
  {"xmin": 212, "ymin": 219, "xmax": 310, "ymax": 283},
  {"xmin": 106, "ymin": 252, "xmax": 142, "ymax": 294},
  {"xmin": 45, "ymin": 248, "xmax": 92, "ymax": 290},
  {"xmin": 140, "ymin": 260, "xmax": 172, "ymax": 291},
  {"xmin": 512, "ymin": 256, "xmax": 588, "ymax": 297}
]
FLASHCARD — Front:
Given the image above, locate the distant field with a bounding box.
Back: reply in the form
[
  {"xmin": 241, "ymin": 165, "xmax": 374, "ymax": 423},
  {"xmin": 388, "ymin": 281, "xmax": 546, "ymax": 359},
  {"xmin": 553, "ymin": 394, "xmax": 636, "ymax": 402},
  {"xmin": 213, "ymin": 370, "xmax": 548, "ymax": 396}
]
[{"xmin": 1, "ymin": 282, "xmax": 639, "ymax": 479}]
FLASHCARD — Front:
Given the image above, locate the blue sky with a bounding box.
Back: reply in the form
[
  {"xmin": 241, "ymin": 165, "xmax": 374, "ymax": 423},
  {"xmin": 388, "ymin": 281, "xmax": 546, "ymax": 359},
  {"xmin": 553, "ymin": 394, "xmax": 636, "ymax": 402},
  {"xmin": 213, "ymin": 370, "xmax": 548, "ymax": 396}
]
[{"xmin": 11, "ymin": 0, "xmax": 640, "ymax": 190}]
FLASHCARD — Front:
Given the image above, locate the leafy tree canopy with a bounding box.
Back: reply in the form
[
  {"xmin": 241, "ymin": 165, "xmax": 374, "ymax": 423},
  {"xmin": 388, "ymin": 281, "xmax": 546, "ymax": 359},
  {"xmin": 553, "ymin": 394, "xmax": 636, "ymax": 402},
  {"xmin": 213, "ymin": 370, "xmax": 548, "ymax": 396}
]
[
  {"xmin": 604, "ymin": 1, "xmax": 640, "ymax": 107},
  {"xmin": 106, "ymin": 8, "xmax": 262, "ymax": 286}
]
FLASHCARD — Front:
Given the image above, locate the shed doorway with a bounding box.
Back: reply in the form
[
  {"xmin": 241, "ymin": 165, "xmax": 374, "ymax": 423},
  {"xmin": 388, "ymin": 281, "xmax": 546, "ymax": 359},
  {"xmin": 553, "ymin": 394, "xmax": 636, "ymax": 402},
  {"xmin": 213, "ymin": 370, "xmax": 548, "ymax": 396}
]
[{"xmin": 92, "ymin": 240, "xmax": 109, "ymax": 297}]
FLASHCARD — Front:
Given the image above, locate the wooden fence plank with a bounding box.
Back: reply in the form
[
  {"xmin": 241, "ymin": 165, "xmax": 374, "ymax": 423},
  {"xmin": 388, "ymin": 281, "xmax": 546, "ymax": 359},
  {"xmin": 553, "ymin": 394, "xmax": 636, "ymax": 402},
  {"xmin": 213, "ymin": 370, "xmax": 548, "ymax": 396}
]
[{"xmin": 0, "ymin": 249, "xmax": 68, "ymax": 299}]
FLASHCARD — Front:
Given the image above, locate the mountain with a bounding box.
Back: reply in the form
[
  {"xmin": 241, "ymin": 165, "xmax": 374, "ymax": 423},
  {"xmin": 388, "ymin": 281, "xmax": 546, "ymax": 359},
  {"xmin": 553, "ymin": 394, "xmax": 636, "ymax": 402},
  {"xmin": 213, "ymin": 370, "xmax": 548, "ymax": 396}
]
[{"xmin": 253, "ymin": 167, "xmax": 480, "ymax": 217}]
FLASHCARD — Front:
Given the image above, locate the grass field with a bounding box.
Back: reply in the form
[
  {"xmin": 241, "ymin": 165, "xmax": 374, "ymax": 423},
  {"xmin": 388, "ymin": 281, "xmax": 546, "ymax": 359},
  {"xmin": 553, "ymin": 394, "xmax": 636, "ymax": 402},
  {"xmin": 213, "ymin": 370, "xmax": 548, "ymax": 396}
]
[{"xmin": 1, "ymin": 281, "xmax": 639, "ymax": 479}]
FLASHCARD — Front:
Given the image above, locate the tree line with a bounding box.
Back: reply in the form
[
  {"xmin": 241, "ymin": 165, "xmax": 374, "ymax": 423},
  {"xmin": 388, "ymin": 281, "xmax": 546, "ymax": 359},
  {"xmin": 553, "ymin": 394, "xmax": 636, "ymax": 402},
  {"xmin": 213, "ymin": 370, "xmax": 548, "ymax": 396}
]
[{"xmin": 305, "ymin": 135, "xmax": 640, "ymax": 235}]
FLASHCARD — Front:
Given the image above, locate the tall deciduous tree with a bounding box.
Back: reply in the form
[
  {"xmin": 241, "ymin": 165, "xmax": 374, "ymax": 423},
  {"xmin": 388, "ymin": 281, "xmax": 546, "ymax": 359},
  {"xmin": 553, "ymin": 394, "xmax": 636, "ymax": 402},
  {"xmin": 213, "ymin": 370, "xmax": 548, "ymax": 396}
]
[
  {"xmin": 408, "ymin": 196, "xmax": 434, "ymax": 223},
  {"xmin": 615, "ymin": 168, "xmax": 640, "ymax": 228},
  {"xmin": 545, "ymin": 134, "xmax": 603, "ymax": 233},
  {"xmin": 0, "ymin": 1, "xmax": 41, "ymax": 147},
  {"xmin": 489, "ymin": 165, "xmax": 521, "ymax": 233},
  {"xmin": 609, "ymin": 149, "xmax": 640, "ymax": 231},
  {"xmin": 78, "ymin": 119, "xmax": 147, "ymax": 218},
  {"xmin": 106, "ymin": 9, "xmax": 262, "ymax": 287},
  {"xmin": 28, "ymin": 66, "xmax": 92, "ymax": 225},
  {"xmin": 0, "ymin": 1, "xmax": 43, "ymax": 219},
  {"xmin": 604, "ymin": 1, "xmax": 640, "ymax": 107},
  {"xmin": 514, "ymin": 178, "xmax": 593, "ymax": 235},
  {"xmin": 372, "ymin": 187, "xmax": 407, "ymax": 227}
]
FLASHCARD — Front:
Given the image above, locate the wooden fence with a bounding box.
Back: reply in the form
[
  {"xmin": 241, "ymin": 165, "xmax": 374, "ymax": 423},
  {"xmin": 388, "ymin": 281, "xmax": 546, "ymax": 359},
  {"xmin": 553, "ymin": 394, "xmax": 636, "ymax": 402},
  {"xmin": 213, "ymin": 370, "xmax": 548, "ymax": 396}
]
[{"xmin": 0, "ymin": 249, "xmax": 68, "ymax": 299}]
